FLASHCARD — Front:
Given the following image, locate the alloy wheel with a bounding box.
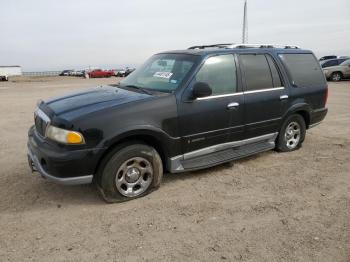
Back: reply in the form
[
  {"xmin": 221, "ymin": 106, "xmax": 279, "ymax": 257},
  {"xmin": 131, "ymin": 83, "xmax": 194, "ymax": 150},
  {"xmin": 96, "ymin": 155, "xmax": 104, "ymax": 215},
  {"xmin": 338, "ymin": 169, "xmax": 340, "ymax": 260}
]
[{"xmin": 115, "ymin": 157, "xmax": 153, "ymax": 197}]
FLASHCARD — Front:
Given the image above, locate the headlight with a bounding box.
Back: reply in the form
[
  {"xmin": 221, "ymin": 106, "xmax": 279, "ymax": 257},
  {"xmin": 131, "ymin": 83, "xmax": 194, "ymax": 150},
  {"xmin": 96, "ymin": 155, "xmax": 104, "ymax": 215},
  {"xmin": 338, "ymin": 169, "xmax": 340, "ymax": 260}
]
[
  {"xmin": 46, "ymin": 125, "xmax": 85, "ymax": 145},
  {"xmin": 323, "ymin": 70, "xmax": 328, "ymax": 74}
]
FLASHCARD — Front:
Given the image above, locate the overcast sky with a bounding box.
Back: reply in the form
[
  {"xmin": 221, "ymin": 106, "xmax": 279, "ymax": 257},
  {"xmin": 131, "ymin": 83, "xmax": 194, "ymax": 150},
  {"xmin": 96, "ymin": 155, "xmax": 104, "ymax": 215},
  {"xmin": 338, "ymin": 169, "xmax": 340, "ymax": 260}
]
[{"xmin": 1, "ymin": 0, "xmax": 349, "ymax": 71}]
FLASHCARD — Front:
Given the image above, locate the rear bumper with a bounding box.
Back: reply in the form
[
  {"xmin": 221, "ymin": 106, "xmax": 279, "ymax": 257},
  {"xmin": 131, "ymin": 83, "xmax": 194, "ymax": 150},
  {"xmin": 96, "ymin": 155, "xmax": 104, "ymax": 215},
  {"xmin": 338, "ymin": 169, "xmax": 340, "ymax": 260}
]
[{"xmin": 309, "ymin": 108, "xmax": 328, "ymax": 128}]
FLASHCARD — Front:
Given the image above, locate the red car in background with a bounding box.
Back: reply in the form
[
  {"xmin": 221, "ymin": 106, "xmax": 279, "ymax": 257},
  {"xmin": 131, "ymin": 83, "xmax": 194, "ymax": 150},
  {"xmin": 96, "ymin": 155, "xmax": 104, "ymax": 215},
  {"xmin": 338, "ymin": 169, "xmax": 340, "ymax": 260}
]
[{"xmin": 88, "ymin": 69, "xmax": 114, "ymax": 78}]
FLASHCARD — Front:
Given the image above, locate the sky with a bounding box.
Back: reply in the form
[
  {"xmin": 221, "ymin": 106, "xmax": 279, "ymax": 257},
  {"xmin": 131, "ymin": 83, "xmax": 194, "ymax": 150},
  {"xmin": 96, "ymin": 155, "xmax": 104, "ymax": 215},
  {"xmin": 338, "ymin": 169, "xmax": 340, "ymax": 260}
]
[{"xmin": 1, "ymin": 0, "xmax": 349, "ymax": 71}]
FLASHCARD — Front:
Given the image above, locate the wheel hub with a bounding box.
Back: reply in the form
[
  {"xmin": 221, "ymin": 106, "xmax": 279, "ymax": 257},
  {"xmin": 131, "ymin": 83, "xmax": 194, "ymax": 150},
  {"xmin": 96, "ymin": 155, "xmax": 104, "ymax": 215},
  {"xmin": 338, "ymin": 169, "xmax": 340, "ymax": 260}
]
[{"xmin": 125, "ymin": 167, "xmax": 141, "ymax": 183}]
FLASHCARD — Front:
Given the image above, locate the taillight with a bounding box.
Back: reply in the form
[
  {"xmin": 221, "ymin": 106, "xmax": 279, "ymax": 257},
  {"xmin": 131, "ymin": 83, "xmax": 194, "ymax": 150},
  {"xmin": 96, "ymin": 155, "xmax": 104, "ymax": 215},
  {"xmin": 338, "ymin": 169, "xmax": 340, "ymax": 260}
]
[{"xmin": 324, "ymin": 86, "xmax": 328, "ymax": 106}]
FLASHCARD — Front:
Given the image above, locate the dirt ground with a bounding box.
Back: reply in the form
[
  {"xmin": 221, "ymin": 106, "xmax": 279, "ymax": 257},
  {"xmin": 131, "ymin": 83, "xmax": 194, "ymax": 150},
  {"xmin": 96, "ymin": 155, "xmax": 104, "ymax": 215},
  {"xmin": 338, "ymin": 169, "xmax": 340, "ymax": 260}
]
[{"xmin": 0, "ymin": 76, "xmax": 349, "ymax": 262}]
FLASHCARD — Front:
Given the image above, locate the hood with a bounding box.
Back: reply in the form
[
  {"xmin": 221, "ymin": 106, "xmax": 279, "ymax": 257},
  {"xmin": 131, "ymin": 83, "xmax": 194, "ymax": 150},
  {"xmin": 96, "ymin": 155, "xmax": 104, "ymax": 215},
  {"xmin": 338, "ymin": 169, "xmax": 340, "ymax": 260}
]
[{"xmin": 43, "ymin": 86, "xmax": 150, "ymax": 119}]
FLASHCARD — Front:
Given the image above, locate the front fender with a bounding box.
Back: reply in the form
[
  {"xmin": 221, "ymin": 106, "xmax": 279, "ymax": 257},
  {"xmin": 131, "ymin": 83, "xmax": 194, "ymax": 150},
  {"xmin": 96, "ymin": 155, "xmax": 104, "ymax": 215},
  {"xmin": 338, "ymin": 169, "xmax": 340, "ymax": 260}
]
[{"xmin": 102, "ymin": 125, "xmax": 181, "ymax": 158}]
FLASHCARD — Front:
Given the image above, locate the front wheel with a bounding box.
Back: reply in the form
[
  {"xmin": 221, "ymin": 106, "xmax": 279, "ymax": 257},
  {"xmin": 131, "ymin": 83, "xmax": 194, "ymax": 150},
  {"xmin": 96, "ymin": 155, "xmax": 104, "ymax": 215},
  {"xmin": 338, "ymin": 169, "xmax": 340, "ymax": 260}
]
[
  {"xmin": 96, "ymin": 143, "xmax": 163, "ymax": 203},
  {"xmin": 276, "ymin": 114, "xmax": 306, "ymax": 152}
]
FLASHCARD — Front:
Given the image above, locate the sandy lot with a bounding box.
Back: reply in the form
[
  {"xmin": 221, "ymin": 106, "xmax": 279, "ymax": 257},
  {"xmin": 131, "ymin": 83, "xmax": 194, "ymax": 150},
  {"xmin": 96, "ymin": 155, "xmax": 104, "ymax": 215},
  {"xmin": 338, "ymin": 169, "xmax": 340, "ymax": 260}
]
[{"xmin": 0, "ymin": 76, "xmax": 349, "ymax": 262}]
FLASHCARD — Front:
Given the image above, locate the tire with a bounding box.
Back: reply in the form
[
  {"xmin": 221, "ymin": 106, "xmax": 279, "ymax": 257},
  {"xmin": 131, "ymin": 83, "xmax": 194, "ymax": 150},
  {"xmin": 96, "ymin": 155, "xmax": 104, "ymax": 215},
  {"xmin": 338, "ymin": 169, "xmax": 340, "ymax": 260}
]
[
  {"xmin": 276, "ymin": 114, "xmax": 306, "ymax": 152},
  {"xmin": 331, "ymin": 72, "xmax": 342, "ymax": 82},
  {"xmin": 96, "ymin": 143, "xmax": 163, "ymax": 203}
]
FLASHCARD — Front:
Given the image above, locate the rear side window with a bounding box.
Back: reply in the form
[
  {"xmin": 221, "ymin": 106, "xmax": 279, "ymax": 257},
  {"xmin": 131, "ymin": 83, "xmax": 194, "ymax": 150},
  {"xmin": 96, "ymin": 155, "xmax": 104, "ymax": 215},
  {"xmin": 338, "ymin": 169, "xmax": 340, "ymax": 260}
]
[
  {"xmin": 322, "ymin": 60, "xmax": 338, "ymax": 68},
  {"xmin": 240, "ymin": 54, "xmax": 274, "ymax": 91},
  {"xmin": 340, "ymin": 60, "xmax": 350, "ymax": 66},
  {"xmin": 278, "ymin": 53, "xmax": 325, "ymax": 88}
]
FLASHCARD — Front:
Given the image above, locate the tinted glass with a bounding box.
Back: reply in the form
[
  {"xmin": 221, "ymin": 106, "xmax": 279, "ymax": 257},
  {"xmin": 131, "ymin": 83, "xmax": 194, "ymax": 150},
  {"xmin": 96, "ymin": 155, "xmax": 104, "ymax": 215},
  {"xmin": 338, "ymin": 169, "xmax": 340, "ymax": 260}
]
[
  {"xmin": 279, "ymin": 53, "xmax": 326, "ymax": 88},
  {"xmin": 327, "ymin": 60, "xmax": 337, "ymax": 67},
  {"xmin": 195, "ymin": 54, "xmax": 237, "ymax": 95},
  {"xmin": 266, "ymin": 55, "xmax": 282, "ymax": 87},
  {"xmin": 120, "ymin": 54, "xmax": 197, "ymax": 92},
  {"xmin": 340, "ymin": 60, "xmax": 350, "ymax": 66},
  {"xmin": 240, "ymin": 54, "xmax": 273, "ymax": 91}
]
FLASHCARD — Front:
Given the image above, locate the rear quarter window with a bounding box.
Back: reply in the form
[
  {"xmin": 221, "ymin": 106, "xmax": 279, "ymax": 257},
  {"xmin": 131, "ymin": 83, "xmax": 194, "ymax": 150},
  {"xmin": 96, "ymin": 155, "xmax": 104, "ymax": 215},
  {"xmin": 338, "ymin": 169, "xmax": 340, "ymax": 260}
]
[{"xmin": 278, "ymin": 53, "xmax": 326, "ymax": 88}]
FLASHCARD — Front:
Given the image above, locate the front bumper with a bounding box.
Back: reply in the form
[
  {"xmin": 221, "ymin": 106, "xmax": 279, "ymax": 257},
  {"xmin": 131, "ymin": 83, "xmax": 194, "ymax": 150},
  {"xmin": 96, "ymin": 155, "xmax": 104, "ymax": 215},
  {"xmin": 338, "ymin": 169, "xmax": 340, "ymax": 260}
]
[
  {"xmin": 27, "ymin": 146, "xmax": 93, "ymax": 185},
  {"xmin": 27, "ymin": 126, "xmax": 105, "ymax": 185}
]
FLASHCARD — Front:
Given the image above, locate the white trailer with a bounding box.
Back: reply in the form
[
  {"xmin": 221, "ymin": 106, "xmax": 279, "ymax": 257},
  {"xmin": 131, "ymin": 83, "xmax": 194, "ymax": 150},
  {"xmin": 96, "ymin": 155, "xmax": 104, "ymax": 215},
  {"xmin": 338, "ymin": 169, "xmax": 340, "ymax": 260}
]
[{"xmin": 0, "ymin": 66, "xmax": 22, "ymax": 81}]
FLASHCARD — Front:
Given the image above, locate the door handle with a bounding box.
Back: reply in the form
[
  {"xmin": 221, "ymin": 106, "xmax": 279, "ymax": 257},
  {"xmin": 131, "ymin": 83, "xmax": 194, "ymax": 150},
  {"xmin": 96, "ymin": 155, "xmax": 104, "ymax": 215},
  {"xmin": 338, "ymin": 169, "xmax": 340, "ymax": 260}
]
[
  {"xmin": 280, "ymin": 95, "xmax": 289, "ymax": 100},
  {"xmin": 227, "ymin": 102, "xmax": 239, "ymax": 109}
]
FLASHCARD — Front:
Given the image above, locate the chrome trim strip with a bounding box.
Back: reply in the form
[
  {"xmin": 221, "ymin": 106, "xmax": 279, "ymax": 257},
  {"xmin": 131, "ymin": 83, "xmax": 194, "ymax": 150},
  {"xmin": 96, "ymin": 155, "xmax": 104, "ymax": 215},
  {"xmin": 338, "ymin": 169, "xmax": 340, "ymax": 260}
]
[
  {"xmin": 196, "ymin": 87, "xmax": 284, "ymax": 100},
  {"xmin": 309, "ymin": 121, "xmax": 322, "ymax": 129},
  {"xmin": 35, "ymin": 108, "xmax": 50, "ymax": 123},
  {"xmin": 244, "ymin": 87, "xmax": 284, "ymax": 94},
  {"xmin": 184, "ymin": 133, "xmax": 277, "ymax": 160},
  {"xmin": 169, "ymin": 132, "xmax": 278, "ymax": 172},
  {"xmin": 197, "ymin": 92, "xmax": 243, "ymax": 100},
  {"xmin": 27, "ymin": 146, "xmax": 93, "ymax": 185}
]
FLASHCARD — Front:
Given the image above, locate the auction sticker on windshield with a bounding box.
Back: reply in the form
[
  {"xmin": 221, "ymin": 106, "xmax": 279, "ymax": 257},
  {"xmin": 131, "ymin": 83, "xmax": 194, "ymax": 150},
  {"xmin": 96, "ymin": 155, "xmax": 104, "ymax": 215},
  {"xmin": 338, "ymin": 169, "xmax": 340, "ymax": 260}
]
[{"xmin": 153, "ymin": 72, "xmax": 173, "ymax": 79}]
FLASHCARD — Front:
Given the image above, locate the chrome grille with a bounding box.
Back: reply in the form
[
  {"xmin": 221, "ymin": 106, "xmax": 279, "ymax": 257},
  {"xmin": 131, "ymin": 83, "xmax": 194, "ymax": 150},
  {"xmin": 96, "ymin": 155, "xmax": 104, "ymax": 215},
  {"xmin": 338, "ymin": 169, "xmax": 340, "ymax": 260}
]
[{"xmin": 34, "ymin": 109, "xmax": 50, "ymax": 137}]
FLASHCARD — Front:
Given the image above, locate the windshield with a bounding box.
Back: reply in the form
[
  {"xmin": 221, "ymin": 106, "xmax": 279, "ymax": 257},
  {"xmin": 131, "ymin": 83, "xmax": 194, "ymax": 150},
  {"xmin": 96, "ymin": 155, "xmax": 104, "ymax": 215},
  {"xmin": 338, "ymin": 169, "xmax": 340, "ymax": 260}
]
[{"xmin": 120, "ymin": 53, "xmax": 197, "ymax": 92}]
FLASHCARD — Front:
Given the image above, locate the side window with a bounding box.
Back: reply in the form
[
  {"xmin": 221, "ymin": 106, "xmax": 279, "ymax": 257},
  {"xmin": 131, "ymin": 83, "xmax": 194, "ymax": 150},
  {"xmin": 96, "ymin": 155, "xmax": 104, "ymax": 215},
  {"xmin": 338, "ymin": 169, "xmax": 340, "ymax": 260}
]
[
  {"xmin": 240, "ymin": 54, "xmax": 274, "ymax": 91},
  {"xmin": 195, "ymin": 54, "xmax": 237, "ymax": 96},
  {"xmin": 278, "ymin": 53, "xmax": 326, "ymax": 88},
  {"xmin": 328, "ymin": 60, "xmax": 337, "ymax": 67},
  {"xmin": 266, "ymin": 55, "xmax": 283, "ymax": 87},
  {"xmin": 340, "ymin": 60, "xmax": 350, "ymax": 66},
  {"xmin": 322, "ymin": 61, "xmax": 331, "ymax": 68}
]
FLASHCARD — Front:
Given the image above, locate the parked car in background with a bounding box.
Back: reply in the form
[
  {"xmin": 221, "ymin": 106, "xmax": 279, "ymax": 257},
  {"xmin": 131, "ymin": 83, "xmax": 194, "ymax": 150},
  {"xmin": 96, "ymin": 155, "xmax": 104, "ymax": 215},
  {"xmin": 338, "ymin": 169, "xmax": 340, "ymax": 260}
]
[
  {"xmin": 323, "ymin": 59, "xmax": 350, "ymax": 81},
  {"xmin": 71, "ymin": 70, "xmax": 85, "ymax": 77},
  {"xmin": 28, "ymin": 43, "xmax": 328, "ymax": 202},
  {"xmin": 319, "ymin": 55, "xmax": 337, "ymax": 61},
  {"xmin": 59, "ymin": 70, "xmax": 74, "ymax": 76},
  {"xmin": 124, "ymin": 68, "xmax": 135, "ymax": 77},
  {"xmin": 320, "ymin": 58, "xmax": 349, "ymax": 68},
  {"xmin": 116, "ymin": 68, "xmax": 136, "ymax": 77},
  {"xmin": 115, "ymin": 69, "xmax": 126, "ymax": 77},
  {"xmin": 88, "ymin": 69, "xmax": 114, "ymax": 78}
]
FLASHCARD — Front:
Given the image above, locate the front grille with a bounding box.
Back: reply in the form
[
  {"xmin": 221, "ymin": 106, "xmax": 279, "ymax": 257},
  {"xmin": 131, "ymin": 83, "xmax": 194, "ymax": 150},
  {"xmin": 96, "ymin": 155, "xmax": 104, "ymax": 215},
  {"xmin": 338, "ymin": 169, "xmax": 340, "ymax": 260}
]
[{"xmin": 34, "ymin": 109, "xmax": 50, "ymax": 137}]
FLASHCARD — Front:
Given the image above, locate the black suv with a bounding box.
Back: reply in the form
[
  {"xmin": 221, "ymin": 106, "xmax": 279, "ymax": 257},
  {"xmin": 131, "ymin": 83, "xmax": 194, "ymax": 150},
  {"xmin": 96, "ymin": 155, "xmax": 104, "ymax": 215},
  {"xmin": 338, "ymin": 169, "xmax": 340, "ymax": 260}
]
[{"xmin": 28, "ymin": 44, "xmax": 328, "ymax": 202}]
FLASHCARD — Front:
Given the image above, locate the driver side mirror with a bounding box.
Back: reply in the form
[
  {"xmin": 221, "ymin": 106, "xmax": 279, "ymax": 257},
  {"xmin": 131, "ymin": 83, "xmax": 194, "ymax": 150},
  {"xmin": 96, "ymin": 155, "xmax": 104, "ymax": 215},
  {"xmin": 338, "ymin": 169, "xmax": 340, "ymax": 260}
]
[{"xmin": 192, "ymin": 82, "xmax": 212, "ymax": 99}]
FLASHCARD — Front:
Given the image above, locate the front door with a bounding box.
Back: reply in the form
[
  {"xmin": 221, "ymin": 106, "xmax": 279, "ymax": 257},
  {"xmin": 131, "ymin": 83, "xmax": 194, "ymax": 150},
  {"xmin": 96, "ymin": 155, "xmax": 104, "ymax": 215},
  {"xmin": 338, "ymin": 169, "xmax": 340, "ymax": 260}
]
[
  {"xmin": 238, "ymin": 53, "xmax": 288, "ymax": 138},
  {"xmin": 178, "ymin": 54, "xmax": 244, "ymax": 154}
]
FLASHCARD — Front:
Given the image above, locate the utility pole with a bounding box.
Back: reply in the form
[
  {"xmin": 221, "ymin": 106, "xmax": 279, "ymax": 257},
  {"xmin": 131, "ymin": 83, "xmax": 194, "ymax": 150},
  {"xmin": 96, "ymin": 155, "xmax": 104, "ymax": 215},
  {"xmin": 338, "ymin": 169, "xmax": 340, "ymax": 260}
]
[{"xmin": 242, "ymin": 0, "xmax": 248, "ymax": 44}]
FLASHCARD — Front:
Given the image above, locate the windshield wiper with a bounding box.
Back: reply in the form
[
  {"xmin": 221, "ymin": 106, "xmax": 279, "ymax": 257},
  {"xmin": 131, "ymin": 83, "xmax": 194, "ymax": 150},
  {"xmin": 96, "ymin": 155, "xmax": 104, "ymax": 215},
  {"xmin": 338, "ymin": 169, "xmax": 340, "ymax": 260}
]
[{"xmin": 123, "ymin": 85, "xmax": 153, "ymax": 95}]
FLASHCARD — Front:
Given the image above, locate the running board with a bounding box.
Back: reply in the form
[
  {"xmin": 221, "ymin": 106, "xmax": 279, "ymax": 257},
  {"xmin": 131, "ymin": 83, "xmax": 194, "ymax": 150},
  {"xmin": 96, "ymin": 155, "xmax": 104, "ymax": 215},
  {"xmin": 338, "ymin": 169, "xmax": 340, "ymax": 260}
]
[{"xmin": 169, "ymin": 133, "xmax": 277, "ymax": 172}]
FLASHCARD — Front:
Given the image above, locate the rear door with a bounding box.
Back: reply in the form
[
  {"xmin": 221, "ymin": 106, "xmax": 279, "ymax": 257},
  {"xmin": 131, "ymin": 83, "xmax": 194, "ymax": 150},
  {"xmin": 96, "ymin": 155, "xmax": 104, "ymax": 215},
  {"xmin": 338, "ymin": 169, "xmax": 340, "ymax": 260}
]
[
  {"xmin": 179, "ymin": 54, "xmax": 244, "ymax": 153},
  {"xmin": 238, "ymin": 53, "xmax": 288, "ymax": 138}
]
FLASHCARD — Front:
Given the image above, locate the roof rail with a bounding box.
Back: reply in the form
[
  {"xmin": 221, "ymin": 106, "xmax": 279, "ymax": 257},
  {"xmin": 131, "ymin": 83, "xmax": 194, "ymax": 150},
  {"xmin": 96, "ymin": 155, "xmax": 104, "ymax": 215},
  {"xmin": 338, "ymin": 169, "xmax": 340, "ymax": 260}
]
[
  {"xmin": 231, "ymin": 44, "xmax": 300, "ymax": 49},
  {"xmin": 187, "ymin": 43, "xmax": 300, "ymax": 50},
  {"xmin": 188, "ymin": 43, "xmax": 234, "ymax": 50}
]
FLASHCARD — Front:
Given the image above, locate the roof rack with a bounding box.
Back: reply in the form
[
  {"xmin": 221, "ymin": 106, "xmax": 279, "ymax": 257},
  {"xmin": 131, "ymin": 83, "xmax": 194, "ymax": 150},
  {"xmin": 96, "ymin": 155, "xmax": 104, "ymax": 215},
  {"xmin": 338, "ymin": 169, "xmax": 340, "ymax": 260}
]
[
  {"xmin": 187, "ymin": 43, "xmax": 300, "ymax": 50},
  {"xmin": 231, "ymin": 44, "xmax": 300, "ymax": 49},
  {"xmin": 188, "ymin": 43, "xmax": 234, "ymax": 50}
]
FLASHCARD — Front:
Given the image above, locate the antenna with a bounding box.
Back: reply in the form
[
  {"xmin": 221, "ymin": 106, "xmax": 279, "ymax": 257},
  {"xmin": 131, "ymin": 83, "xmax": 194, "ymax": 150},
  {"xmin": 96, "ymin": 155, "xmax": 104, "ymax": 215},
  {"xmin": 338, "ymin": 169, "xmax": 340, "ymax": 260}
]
[{"xmin": 242, "ymin": 0, "xmax": 248, "ymax": 44}]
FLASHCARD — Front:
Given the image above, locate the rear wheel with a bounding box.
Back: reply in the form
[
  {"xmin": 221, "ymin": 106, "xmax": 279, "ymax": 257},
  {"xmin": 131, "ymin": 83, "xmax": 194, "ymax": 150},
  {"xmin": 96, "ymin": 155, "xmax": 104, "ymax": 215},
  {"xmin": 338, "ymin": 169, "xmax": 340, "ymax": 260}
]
[
  {"xmin": 276, "ymin": 114, "xmax": 306, "ymax": 152},
  {"xmin": 96, "ymin": 143, "xmax": 163, "ymax": 203},
  {"xmin": 331, "ymin": 72, "xmax": 342, "ymax": 82}
]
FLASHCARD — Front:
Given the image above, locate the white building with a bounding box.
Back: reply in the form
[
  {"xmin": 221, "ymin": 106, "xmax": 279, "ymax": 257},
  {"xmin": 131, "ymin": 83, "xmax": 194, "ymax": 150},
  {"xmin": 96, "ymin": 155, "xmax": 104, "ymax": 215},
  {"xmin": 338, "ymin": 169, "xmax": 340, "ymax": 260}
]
[{"xmin": 0, "ymin": 66, "xmax": 22, "ymax": 80}]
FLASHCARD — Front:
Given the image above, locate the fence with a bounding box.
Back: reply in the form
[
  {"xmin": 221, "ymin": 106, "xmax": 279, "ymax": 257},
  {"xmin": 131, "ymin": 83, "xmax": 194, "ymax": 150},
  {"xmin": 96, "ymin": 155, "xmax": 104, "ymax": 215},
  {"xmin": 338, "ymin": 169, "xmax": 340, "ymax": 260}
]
[{"xmin": 23, "ymin": 71, "xmax": 61, "ymax": 76}]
